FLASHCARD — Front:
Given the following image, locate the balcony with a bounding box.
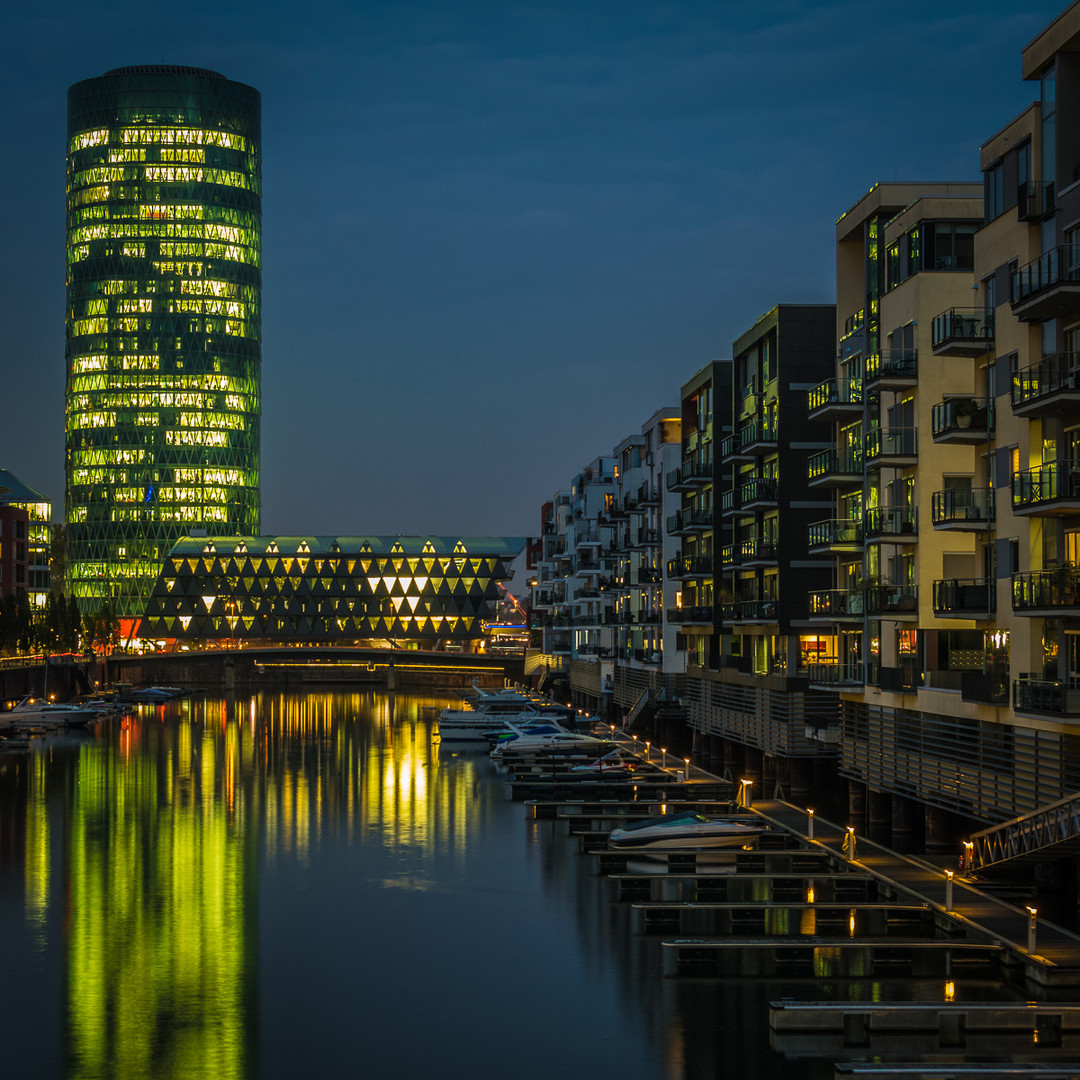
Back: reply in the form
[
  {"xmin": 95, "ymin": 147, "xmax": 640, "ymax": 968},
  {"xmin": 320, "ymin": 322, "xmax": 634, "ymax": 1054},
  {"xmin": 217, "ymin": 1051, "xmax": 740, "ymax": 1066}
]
[
  {"xmin": 1018, "ymin": 179, "xmax": 1055, "ymax": 222},
  {"xmin": 637, "ymin": 484, "xmax": 660, "ymax": 506},
  {"xmin": 738, "ymin": 537, "xmax": 778, "ymax": 566},
  {"xmin": 737, "ymin": 416, "xmax": 778, "ymax": 455},
  {"xmin": 806, "ymin": 662, "xmax": 864, "ymax": 689},
  {"xmin": 864, "ymin": 426, "xmax": 917, "ymax": 467},
  {"xmin": 931, "ymin": 487, "xmax": 994, "ymax": 530},
  {"xmin": 864, "ymin": 506, "xmax": 917, "ymax": 542},
  {"xmin": 807, "ymin": 378, "xmax": 862, "ymax": 421},
  {"xmin": 1012, "ymin": 566, "xmax": 1080, "ymax": 616},
  {"xmin": 865, "ymin": 349, "xmax": 917, "ymax": 390},
  {"xmin": 665, "ymin": 465, "xmax": 691, "ymax": 492},
  {"xmin": 864, "ymin": 584, "xmax": 918, "ymax": 618},
  {"xmin": 667, "ymin": 605, "xmax": 713, "ymax": 625},
  {"xmin": 961, "ymin": 672, "xmax": 1009, "ymax": 705},
  {"xmin": 807, "ymin": 518, "xmax": 863, "ymax": 553},
  {"xmin": 1014, "ymin": 675, "xmax": 1080, "ymax": 717},
  {"xmin": 737, "ymin": 476, "xmax": 778, "ymax": 509},
  {"xmin": 808, "ymin": 447, "xmax": 864, "ymax": 488},
  {"xmin": 680, "ymin": 458, "xmax": 713, "ymax": 487},
  {"xmin": 932, "ymin": 578, "xmax": 995, "ymax": 619},
  {"xmin": 931, "ymin": 308, "xmax": 995, "ymax": 357},
  {"xmin": 931, "ymin": 397, "xmax": 994, "ymax": 443},
  {"xmin": 668, "ymin": 553, "xmax": 711, "ymax": 579},
  {"xmin": 1011, "ymin": 352, "xmax": 1080, "ymax": 417},
  {"xmin": 667, "ymin": 507, "xmax": 714, "ymax": 534},
  {"xmin": 807, "ymin": 589, "xmax": 864, "ymax": 620},
  {"xmin": 728, "ymin": 598, "xmax": 778, "ymax": 623},
  {"xmin": 721, "ymin": 544, "xmax": 738, "ymax": 569},
  {"xmin": 1011, "ymin": 245, "xmax": 1080, "ymax": 321},
  {"xmin": 720, "ymin": 488, "xmax": 739, "ymax": 516},
  {"xmin": 1012, "ymin": 460, "xmax": 1080, "ymax": 516}
]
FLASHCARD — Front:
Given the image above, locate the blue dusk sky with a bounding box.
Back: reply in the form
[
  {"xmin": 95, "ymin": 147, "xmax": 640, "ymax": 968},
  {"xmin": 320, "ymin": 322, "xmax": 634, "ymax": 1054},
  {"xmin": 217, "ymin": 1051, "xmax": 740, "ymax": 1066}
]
[{"xmin": 0, "ymin": 0, "xmax": 1068, "ymax": 536}]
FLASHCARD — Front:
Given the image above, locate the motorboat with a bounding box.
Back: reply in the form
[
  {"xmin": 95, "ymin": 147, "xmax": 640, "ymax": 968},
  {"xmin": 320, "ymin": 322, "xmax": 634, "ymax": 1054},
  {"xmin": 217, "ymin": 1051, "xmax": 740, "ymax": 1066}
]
[
  {"xmin": 489, "ymin": 726, "xmax": 608, "ymax": 760},
  {"xmin": 607, "ymin": 812, "xmax": 766, "ymax": 850},
  {"xmin": 5, "ymin": 697, "xmax": 101, "ymax": 729},
  {"xmin": 568, "ymin": 750, "xmax": 640, "ymax": 776},
  {"xmin": 436, "ymin": 688, "xmax": 578, "ymax": 742}
]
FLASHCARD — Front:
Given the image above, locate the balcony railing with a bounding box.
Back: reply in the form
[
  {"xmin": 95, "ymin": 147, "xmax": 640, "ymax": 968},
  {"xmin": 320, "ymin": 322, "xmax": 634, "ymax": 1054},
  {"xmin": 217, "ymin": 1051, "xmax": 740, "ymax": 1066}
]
[
  {"xmin": 738, "ymin": 537, "xmax": 778, "ymax": 563},
  {"xmin": 931, "ymin": 307, "xmax": 995, "ymax": 355},
  {"xmin": 738, "ymin": 477, "xmax": 778, "ymax": 506},
  {"xmin": 931, "ymin": 397, "xmax": 993, "ymax": 440},
  {"xmin": 1012, "ymin": 566, "xmax": 1080, "ymax": 613},
  {"xmin": 807, "ymin": 517, "xmax": 863, "ymax": 549},
  {"xmin": 864, "ymin": 426, "xmax": 917, "ymax": 464},
  {"xmin": 668, "ymin": 553, "xmax": 711, "ymax": 578},
  {"xmin": 736, "ymin": 598, "xmax": 778, "ymax": 621},
  {"xmin": 932, "ymin": 578, "xmax": 996, "ymax": 617},
  {"xmin": 667, "ymin": 606, "xmax": 713, "ymax": 625},
  {"xmin": 808, "ymin": 447, "xmax": 863, "ymax": 485},
  {"xmin": 1012, "ymin": 352, "xmax": 1080, "ymax": 415},
  {"xmin": 1014, "ymin": 675, "xmax": 1080, "ymax": 716},
  {"xmin": 807, "ymin": 378, "xmax": 862, "ymax": 417},
  {"xmin": 1013, "ymin": 460, "xmax": 1080, "ymax": 512},
  {"xmin": 807, "ymin": 589, "xmax": 864, "ymax": 619},
  {"xmin": 1018, "ymin": 180, "xmax": 1055, "ymax": 221},
  {"xmin": 931, "ymin": 487, "xmax": 994, "ymax": 528},
  {"xmin": 864, "ymin": 584, "xmax": 918, "ymax": 616},
  {"xmin": 737, "ymin": 416, "xmax": 778, "ymax": 451},
  {"xmin": 1011, "ymin": 245, "xmax": 1080, "ymax": 319},
  {"xmin": 806, "ymin": 661, "xmax": 863, "ymax": 688},
  {"xmin": 865, "ymin": 349, "xmax": 917, "ymax": 387},
  {"xmin": 864, "ymin": 506, "xmax": 917, "ymax": 540},
  {"xmin": 667, "ymin": 507, "xmax": 714, "ymax": 533}
]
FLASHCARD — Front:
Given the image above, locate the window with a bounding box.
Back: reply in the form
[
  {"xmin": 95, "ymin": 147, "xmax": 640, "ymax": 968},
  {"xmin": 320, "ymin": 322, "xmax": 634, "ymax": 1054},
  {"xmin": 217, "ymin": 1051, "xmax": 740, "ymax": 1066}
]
[
  {"xmin": 1018, "ymin": 140, "xmax": 1031, "ymax": 191},
  {"xmin": 925, "ymin": 222, "xmax": 976, "ymax": 271},
  {"xmin": 985, "ymin": 162, "xmax": 1004, "ymax": 221}
]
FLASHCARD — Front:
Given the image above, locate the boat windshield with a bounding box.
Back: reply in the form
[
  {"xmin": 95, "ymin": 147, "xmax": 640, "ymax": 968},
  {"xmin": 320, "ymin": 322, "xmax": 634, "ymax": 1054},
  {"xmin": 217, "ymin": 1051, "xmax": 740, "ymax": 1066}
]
[{"xmin": 619, "ymin": 813, "xmax": 710, "ymax": 833}]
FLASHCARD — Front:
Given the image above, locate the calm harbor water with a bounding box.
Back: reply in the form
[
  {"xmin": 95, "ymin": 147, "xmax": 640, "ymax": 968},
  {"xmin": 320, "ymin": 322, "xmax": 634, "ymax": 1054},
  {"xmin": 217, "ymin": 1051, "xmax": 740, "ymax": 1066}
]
[{"xmin": 0, "ymin": 691, "xmax": 1011, "ymax": 1079}]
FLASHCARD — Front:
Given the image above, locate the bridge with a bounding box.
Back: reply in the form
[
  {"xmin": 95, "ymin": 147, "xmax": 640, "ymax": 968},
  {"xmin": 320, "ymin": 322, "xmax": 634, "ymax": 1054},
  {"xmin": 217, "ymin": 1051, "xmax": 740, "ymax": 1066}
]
[
  {"xmin": 967, "ymin": 792, "xmax": 1080, "ymax": 872},
  {"xmin": 1, "ymin": 646, "xmax": 523, "ymax": 704}
]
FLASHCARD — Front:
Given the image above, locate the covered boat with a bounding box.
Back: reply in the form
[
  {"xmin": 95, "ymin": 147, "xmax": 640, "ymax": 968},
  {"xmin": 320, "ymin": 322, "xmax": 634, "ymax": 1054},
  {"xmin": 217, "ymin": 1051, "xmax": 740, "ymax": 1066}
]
[{"xmin": 608, "ymin": 812, "xmax": 765, "ymax": 850}]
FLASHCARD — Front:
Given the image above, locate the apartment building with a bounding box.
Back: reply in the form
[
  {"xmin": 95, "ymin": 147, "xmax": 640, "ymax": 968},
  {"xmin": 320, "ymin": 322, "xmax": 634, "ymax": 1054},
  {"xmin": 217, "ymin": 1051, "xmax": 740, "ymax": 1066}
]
[{"xmin": 680, "ymin": 307, "xmax": 840, "ymax": 800}]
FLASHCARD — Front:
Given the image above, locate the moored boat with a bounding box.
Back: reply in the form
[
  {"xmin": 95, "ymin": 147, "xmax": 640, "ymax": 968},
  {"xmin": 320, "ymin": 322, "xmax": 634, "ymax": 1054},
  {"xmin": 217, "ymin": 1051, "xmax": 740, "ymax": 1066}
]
[{"xmin": 607, "ymin": 812, "xmax": 766, "ymax": 850}]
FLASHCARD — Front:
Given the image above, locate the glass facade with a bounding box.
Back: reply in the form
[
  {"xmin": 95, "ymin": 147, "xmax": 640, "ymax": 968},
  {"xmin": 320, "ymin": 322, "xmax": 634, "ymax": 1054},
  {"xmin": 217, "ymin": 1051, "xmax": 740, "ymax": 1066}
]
[
  {"xmin": 140, "ymin": 536, "xmax": 525, "ymax": 642},
  {"xmin": 65, "ymin": 66, "xmax": 261, "ymax": 618}
]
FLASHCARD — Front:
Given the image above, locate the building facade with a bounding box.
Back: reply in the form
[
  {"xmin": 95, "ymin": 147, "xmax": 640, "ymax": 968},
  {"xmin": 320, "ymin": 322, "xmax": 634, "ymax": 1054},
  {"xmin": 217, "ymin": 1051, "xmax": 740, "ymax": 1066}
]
[
  {"xmin": 0, "ymin": 470, "xmax": 53, "ymax": 608},
  {"xmin": 64, "ymin": 66, "xmax": 262, "ymax": 621}
]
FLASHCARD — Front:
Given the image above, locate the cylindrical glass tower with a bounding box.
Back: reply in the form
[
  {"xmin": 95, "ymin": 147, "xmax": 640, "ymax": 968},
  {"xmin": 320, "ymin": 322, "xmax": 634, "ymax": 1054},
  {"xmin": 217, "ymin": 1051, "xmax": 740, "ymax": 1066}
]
[{"xmin": 65, "ymin": 66, "xmax": 261, "ymax": 621}]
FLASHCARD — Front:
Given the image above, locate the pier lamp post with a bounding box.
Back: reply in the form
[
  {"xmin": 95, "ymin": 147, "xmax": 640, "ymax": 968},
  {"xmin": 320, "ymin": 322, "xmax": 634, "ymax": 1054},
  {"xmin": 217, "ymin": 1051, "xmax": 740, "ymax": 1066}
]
[
  {"xmin": 1027, "ymin": 906, "xmax": 1038, "ymax": 956},
  {"xmin": 645, "ymin": 740, "xmax": 651, "ymax": 763},
  {"xmin": 962, "ymin": 840, "xmax": 974, "ymax": 876},
  {"xmin": 844, "ymin": 826, "xmax": 857, "ymax": 861},
  {"xmin": 661, "ymin": 747, "xmax": 667, "ymax": 770},
  {"xmin": 807, "ymin": 808, "xmax": 815, "ymax": 841},
  {"xmin": 683, "ymin": 757, "xmax": 690, "ymax": 782},
  {"xmin": 945, "ymin": 869, "xmax": 954, "ymax": 913},
  {"xmin": 737, "ymin": 778, "xmax": 753, "ymax": 809}
]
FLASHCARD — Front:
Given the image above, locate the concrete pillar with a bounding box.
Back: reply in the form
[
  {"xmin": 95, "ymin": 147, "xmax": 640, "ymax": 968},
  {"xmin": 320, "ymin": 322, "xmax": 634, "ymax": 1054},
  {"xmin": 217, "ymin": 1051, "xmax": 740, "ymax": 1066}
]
[
  {"xmin": 868, "ymin": 788, "xmax": 891, "ymax": 844},
  {"xmin": 847, "ymin": 779, "xmax": 867, "ymax": 832},
  {"xmin": 924, "ymin": 804, "xmax": 954, "ymax": 856},
  {"xmin": 890, "ymin": 793, "xmax": 921, "ymax": 853}
]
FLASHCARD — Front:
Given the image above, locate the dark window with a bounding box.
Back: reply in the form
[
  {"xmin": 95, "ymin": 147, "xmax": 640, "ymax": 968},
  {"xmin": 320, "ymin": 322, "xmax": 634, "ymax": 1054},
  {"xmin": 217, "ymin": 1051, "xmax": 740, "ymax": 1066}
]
[{"xmin": 985, "ymin": 162, "xmax": 1004, "ymax": 221}]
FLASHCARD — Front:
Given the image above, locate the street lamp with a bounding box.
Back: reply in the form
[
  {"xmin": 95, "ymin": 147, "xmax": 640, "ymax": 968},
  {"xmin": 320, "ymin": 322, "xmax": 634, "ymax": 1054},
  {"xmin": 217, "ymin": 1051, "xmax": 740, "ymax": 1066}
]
[{"xmin": 807, "ymin": 808, "xmax": 815, "ymax": 841}]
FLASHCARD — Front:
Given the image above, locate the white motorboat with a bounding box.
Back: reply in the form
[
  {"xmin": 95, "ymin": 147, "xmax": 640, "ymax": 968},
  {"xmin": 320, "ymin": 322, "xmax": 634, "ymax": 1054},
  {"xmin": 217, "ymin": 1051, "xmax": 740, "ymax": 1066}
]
[
  {"xmin": 436, "ymin": 688, "xmax": 577, "ymax": 742},
  {"xmin": 489, "ymin": 726, "xmax": 607, "ymax": 759},
  {"xmin": 568, "ymin": 750, "xmax": 640, "ymax": 776},
  {"xmin": 608, "ymin": 812, "xmax": 766, "ymax": 850},
  {"xmin": 5, "ymin": 697, "xmax": 101, "ymax": 728}
]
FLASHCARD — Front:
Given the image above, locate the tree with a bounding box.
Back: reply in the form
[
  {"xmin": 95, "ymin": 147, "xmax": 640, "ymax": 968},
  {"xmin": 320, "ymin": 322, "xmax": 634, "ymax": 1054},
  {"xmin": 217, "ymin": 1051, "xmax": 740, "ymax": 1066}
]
[
  {"xmin": 0, "ymin": 593, "xmax": 16, "ymax": 656},
  {"xmin": 15, "ymin": 592, "xmax": 33, "ymax": 654}
]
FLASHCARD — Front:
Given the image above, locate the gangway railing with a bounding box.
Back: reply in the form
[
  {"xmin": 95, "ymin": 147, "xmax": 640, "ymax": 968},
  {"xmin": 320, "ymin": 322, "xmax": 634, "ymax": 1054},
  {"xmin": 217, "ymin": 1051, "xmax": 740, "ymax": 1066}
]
[
  {"xmin": 625, "ymin": 688, "xmax": 654, "ymax": 728},
  {"xmin": 967, "ymin": 790, "xmax": 1080, "ymax": 871}
]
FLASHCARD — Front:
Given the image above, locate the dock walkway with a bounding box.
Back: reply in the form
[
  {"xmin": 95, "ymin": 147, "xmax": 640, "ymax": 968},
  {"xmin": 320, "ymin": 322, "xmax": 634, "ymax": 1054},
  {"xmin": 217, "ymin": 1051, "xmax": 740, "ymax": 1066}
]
[{"xmin": 753, "ymin": 799, "xmax": 1080, "ymax": 986}]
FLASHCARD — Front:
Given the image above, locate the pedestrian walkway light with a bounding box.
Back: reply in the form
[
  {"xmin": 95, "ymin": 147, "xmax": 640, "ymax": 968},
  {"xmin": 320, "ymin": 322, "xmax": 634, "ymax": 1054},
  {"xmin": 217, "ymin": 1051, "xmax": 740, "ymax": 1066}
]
[
  {"xmin": 683, "ymin": 757, "xmax": 690, "ymax": 782},
  {"xmin": 737, "ymin": 778, "xmax": 753, "ymax": 808},
  {"xmin": 945, "ymin": 869, "xmax": 954, "ymax": 912},
  {"xmin": 962, "ymin": 840, "xmax": 974, "ymax": 875},
  {"xmin": 843, "ymin": 826, "xmax": 857, "ymax": 861},
  {"xmin": 1027, "ymin": 905, "xmax": 1038, "ymax": 956},
  {"xmin": 807, "ymin": 808, "xmax": 815, "ymax": 841},
  {"xmin": 644, "ymin": 740, "xmax": 650, "ymax": 762}
]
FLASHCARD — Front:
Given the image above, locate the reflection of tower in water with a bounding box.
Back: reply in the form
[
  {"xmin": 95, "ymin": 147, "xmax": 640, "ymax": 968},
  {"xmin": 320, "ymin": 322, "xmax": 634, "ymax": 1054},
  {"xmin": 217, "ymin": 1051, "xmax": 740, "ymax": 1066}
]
[{"xmin": 63, "ymin": 715, "xmax": 257, "ymax": 1080}]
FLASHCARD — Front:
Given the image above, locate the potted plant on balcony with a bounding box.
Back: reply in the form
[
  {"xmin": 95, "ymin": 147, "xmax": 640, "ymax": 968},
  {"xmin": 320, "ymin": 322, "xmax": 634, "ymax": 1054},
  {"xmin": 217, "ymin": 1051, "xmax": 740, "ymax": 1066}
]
[{"xmin": 954, "ymin": 397, "xmax": 980, "ymax": 429}]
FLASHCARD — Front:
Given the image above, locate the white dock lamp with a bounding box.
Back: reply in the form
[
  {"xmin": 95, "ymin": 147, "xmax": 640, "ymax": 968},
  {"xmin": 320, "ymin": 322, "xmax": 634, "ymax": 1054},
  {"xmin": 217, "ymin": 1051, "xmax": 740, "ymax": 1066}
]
[
  {"xmin": 945, "ymin": 869, "xmax": 954, "ymax": 912},
  {"xmin": 807, "ymin": 808, "xmax": 815, "ymax": 841},
  {"xmin": 1027, "ymin": 905, "xmax": 1038, "ymax": 955}
]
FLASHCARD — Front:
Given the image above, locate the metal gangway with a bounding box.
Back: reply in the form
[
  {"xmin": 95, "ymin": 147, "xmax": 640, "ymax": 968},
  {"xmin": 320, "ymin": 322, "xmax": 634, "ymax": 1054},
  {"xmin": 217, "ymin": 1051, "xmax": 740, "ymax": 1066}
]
[{"xmin": 968, "ymin": 790, "xmax": 1080, "ymax": 871}]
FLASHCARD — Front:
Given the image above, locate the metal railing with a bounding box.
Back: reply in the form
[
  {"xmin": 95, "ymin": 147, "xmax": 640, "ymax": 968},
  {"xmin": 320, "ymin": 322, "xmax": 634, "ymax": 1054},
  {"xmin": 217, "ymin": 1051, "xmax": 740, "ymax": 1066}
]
[
  {"xmin": 807, "ymin": 589, "xmax": 863, "ymax": 618},
  {"xmin": 1013, "ymin": 459, "xmax": 1080, "ymax": 510},
  {"xmin": 969, "ymin": 788, "xmax": 1080, "ymax": 872},
  {"xmin": 932, "ymin": 578, "xmax": 995, "ymax": 616},
  {"xmin": 865, "ymin": 349, "xmax": 917, "ymax": 384},
  {"xmin": 864, "ymin": 506, "xmax": 916, "ymax": 538},
  {"xmin": 807, "ymin": 518, "xmax": 863, "ymax": 547},
  {"xmin": 930, "ymin": 307, "xmax": 995, "ymax": 350},
  {"xmin": 931, "ymin": 487, "xmax": 994, "ymax": 526},
  {"xmin": 807, "ymin": 378, "xmax": 862, "ymax": 413},
  {"xmin": 865, "ymin": 426, "xmax": 917, "ymax": 461},
  {"xmin": 1012, "ymin": 244, "xmax": 1080, "ymax": 305},
  {"xmin": 1012, "ymin": 351, "xmax": 1080, "ymax": 410},
  {"xmin": 931, "ymin": 397, "xmax": 993, "ymax": 437}
]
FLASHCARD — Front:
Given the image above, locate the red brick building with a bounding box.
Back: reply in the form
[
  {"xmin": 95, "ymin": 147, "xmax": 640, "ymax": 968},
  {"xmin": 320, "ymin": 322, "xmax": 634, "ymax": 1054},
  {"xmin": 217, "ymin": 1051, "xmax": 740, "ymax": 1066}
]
[{"xmin": 0, "ymin": 503, "xmax": 30, "ymax": 597}]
